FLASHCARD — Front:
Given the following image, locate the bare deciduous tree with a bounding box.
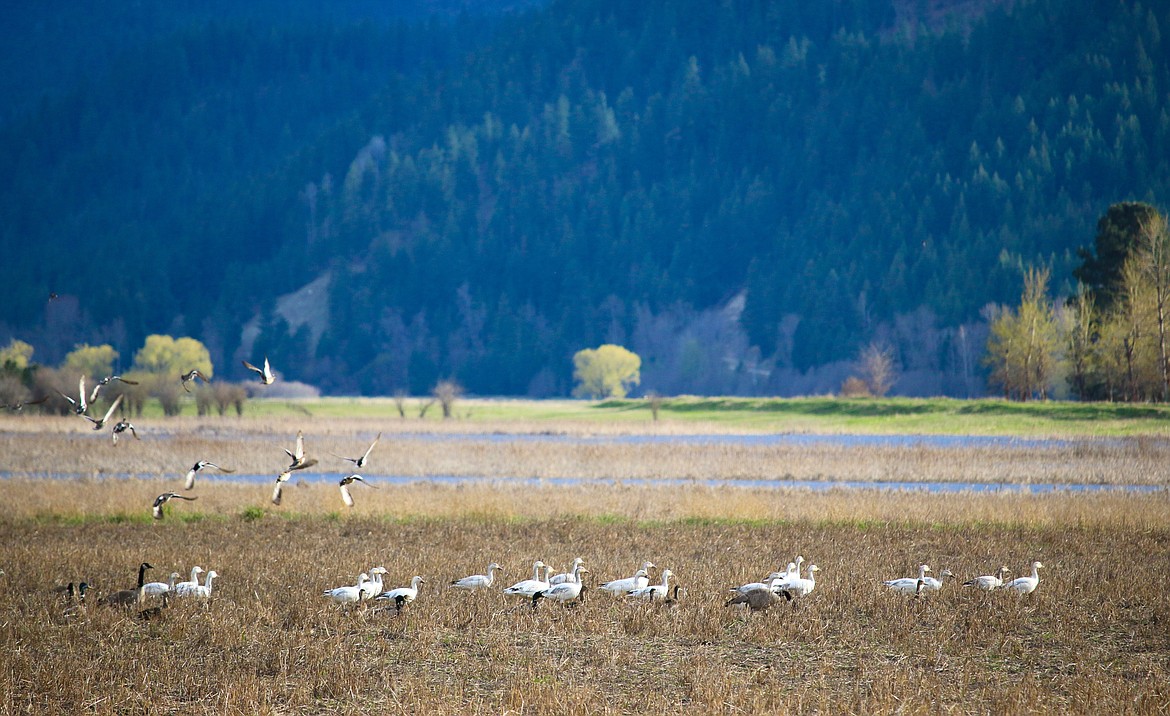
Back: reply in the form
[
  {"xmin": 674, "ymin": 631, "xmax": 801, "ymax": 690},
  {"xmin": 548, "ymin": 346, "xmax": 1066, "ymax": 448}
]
[{"xmin": 433, "ymin": 379, "xmax": 464, "ymax": 419}]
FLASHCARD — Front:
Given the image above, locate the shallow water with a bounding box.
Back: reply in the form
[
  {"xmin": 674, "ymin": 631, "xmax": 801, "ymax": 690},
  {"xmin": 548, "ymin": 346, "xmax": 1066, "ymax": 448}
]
[{"xmin": 5, "ymin": 471, "xmax": 1161, "ymax": 494}]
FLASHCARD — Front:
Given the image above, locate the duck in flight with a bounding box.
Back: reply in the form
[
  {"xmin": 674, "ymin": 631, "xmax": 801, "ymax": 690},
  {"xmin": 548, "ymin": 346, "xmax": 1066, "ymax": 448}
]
[
  {"xmin": 84, "ymin": 394, "xmax": 123, "ymax": 431},
  {"xmin": 89, "ymin": 375, "xmax": 138, "ymax": 402},
  {"xmin": 339, "ymin": 474, "xmax": 377, "ymax": 507},
  {"xmin": 273, "ymin": 430, "xmax": 318, "ymax": 505},
  {"xmin": 180, "ymin": 369, "xmax": 211, "ymax": 392},
  {"xmin": 185, "ymin": 461, "xmax": 235, "ymax": 490},
  {"xmin": 332, "ymin": 432, "xmax": 381, "ymax": 469},
  {"xmin": 153, "ymin": 492, "xmax": 197, "ymax": 520},
  {"xmin": 242, "ymin": 356, "xmax": 275, "ymax": 385},
  {"xmin": 3, "ymin": 395, "xmax": 49, "ymax": 411},
  {"xmin": 111, "ymin": 419, "xmax": 139, "ymax": 445},
  {"xmin": 56, "ymin": 376, "xmax": 89, "ymax": 415}
]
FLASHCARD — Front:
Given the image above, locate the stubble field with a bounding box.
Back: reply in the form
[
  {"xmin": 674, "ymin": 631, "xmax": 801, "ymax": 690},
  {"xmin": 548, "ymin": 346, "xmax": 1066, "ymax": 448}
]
[{"xmin": 1, "ymin": 408, "xmax": 1168, "ymax": 714}]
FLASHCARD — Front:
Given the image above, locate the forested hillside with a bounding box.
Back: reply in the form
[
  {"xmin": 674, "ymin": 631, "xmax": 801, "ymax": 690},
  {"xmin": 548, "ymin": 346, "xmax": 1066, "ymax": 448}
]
[{"xmin": 2, "ymin": 0, "xmax": 1167, "ymax": 397}]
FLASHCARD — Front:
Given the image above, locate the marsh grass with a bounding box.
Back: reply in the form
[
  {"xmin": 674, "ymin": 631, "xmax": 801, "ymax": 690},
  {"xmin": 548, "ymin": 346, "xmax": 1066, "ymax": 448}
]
[
  {"xmin": 2, "ymin": 501, "xmax": 1167, "ymax": 714},
  {"xmin": 4, "ymin": 415, "xmax": 1170, "ymax": 487},
  {"xmin": 2, "ymin": 415, "xmax": 1169, "ymax": 713}
]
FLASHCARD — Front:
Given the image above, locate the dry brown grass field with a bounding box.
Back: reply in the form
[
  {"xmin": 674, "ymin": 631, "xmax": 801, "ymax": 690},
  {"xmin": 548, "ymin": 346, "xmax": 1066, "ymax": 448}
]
[{"xmin": 1, "ymin": 414, "xmax": 1169, "ymax": 714}]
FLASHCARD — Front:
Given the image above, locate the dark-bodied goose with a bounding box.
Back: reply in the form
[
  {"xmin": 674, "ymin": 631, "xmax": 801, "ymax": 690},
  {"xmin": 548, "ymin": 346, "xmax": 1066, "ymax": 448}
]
[
  {"xmin": 89, "ymin": 375, "xmax": 138, "ymax": 402},
  {"xmin": 184, "ymin": 460, "xmax": 235, "ymax": 490},
  {"xmin": 339, "ymin": 474, "xmax": 376, "ymax": 508},
  {"xmin": 98, "ymin": 562, "xmax": 153, "ymax": 607},
  {"xmin": 180, "ymin": 369, "xmax": 210, "ymax": 392},
  {"xmin": 726, "ymin": 575, "xmax": 786, "ymax": 612},
  {"xmin": 111, "ymin": 419, "xmax": 139, "ymax": 445},
  {"xmin": 242, "ymin": 356, "xmax": 275, "ymax": 385},
  {"xmin": 83, "ymin": 394, "xmax": 123, "ymax": 431},
  {"xmin": 152, "ymin": 492, "xmax": 197, "ymax": 520}
]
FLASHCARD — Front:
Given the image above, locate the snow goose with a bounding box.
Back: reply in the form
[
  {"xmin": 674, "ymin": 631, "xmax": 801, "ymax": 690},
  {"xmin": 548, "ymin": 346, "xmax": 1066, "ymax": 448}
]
[
  {"xmin": 152, "ymin": 492, "xmax": 197, "ymax": 520},
  {"xmin": 598, "ymin": 562, "xmax": 656, "ymax": 596},
  {"xmin": 184, "ymin": 460, "xmax": 235, "ymax": 490},
  {"xmin": 142, "ymin": 572, "xmax": 180, "ymax": 598},
  {"xmin": 171, "ymin": 567, "xmax": 205, "ymax": 597},
  {"xmin": 83, "ymin": 394, "xmax": 122, "ymax": 430},
  {"xmin": 339, "ymin": 474, "xmax": 377, "ymax": 508},
  {"xmin": 885, "ymin": 565, "xmax": 932, "ymax": 596},
  {"xmin": 533, "ymin": 565, "xmax": 589, "ymax": 608},
  {"xmin": 452, "ymin": 563, "xmax": 503, "ymax": 591},
  {"xmin": 190, "ymin": 571, "xmax": 218, "ymax": 601},
  {"xmin": 964, "ymin": 566, "xmax": 1011, "ymax": 591},
  {"xmin": 323, "ymin": 573, "xmax": 370, "ymax": 605},
  {"xmin": 628, "ymin": 569, "xmax": 674, "ymax": 600},
  {"xmin": 549, "ymin": 557, "xmax": 585, "ymax": 586},
  {"xmin": 377, "ymin": 576, "xmax": 424, "ymax": 613},
  {"xmin": 726, "ymin": 575, "xmax": 786, "ymax": 612},
  {"xmin": 360, "ymin": 567, "xmax": 387, "ymax": 601},
  {"xmin": 503, "ymin": 561, "xmax": 553, "ymax": 598},
  {"xmin": 332, "ymin": 432, "xmax": 381, "ymax": 469},
  {"xmin": 1002, "ymin": 561, "xmax": 1044, "ymax": 595},
  {"xmin": 98, "ymin": 562, "xmax": 152, "ymax": 608},
  {"xmin": 732, "ymin": 571, "xmax": 786, "ymax": 595},
  {"xmin": 778, "ymin": 564, "xmax": 819, "ymax": 600},
  {"xmin": 242, "ymin": 356, "xmax": 275, "ymax": 385},
  {"xmin": 920, "ymin": 569, "xmax": 954, "ymax": 592}
]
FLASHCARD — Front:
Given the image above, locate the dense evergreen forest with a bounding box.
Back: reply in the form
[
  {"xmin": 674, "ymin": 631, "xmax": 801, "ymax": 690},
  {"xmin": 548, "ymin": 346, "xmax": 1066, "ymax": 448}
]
[{"xmin": 2, "ymin": 0, "xmax": 1167, "ymax": 397}]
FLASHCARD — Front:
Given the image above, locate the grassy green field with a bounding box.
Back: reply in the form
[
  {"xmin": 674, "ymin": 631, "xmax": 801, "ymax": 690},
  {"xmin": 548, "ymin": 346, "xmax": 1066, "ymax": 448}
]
[{"xmin": 116, "ymin": 395, "xmax": 1170, "ymax": 438}]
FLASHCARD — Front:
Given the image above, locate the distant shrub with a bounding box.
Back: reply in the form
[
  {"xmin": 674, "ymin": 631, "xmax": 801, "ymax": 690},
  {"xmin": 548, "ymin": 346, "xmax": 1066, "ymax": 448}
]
[{"xmin": 840, "ymin": 376, "xmax": 872, "ymax": 398}]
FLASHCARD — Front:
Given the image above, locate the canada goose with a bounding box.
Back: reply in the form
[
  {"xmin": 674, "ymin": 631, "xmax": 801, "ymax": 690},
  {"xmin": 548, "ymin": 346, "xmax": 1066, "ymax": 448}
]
[
  {"xmin": 885, "ymin": 565, "xmax": 932, "ymax": 595},
  {"xmin": 532, "ymin": 566, "xmax": 589, "ymax": 608},
  {"xmin": 503, "ymin": 561, "xmax": 553, "ymax": 598},
  {"xmin": 920, "ymin": 569, "xmax": 955, "ymax": 592},
  {"xmin": 1003, "ymin": 561, "xmax": 1044, "ymax": 595},
  {"xmin": 89, "ymin": 375, "xmax": 138, "ymax": 402},
  {"xmin": 452, "ymin": 563, "xmax": 503, "ymax": 590},
  {"xmin": 3, "ymin": 395, "xmax": 49, "ymax": 411},
  {"xmin": 332, "ymin": 432, "xmax": 381, "ymax": 469},
  {"xmin": 184, "ymin": 460, "xmax": 235, "ymax": 490},
  {"xmin": 549, "ymin": 558, "xmax": 585, "ymax": 585},
  {"xmin": 360, "ymin": 567, "xmax": 388, "ymax": 601},
  {"xmin": 142, "ymin": 572, "xmax": 180, "ymax": 597},
  {"xmin": 628, "ymin": 569, "xmax": 675, "ymax": 600},
  {"xmin": 598, "ymin": 562, "xmax": 655, "ymax": 596},
  {"xmin": 726, "ymin": 575, "xmax": 786, "ymax": 612},
  {"xmin": 98, "ymin": 562, "xmax": 153, "ymax": 608},
  {"xmin": 242, "ymin": 357, "xmax": 275, "ymax": 385},
  {"xmin": 377, "ymin": 576, "xmax": 424, "ymax": 613},
  {"xmin": 324, "ymin": 573, "xmax": 370, "ymax": 604},
  {"xmin": 778, "ymin": 564, "xmax": 819, "ymax": 600},
  {"xmin": 56, "ymin": 376, "xmax": 88, "ymax": 415},
  {"xmin": 152, "ymin": 492, "xmax": 197, "ymax": 520},
  {"xmin": 964, "ymin": 566, "xmax": 1011, "ymax": 590},
  {"xmin": 339, "ymin": 474, "xmax": 377, "ymax": 508},
  {"xmin": 180, "ymin": 369, "xmax": 210, "ymax": 392},
  {"xmin": 83, "ymin": 394, "xmax": 123, "ymax": 431},
  {"xmin": 111, "ymin": 419, "xmax": 139, "ymax": 445}
]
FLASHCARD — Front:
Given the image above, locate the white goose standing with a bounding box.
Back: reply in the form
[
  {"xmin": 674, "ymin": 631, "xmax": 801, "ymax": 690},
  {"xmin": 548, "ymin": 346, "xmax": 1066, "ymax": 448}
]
[
  {"xmin": 1002, "ymin": 561, "xmax": 1044, "ymax": 595},
  {"xmin": 452, "ymin": 563, "xmax": 503, "ymax": 591},
  {"xmin": 884, "ymin": 565, "xmax": 932, "ymax": 595}
]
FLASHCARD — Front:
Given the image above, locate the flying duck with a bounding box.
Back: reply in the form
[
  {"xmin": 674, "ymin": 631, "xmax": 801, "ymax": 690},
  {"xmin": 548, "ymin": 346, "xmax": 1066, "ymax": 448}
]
[
  {"xmin": 152, "ymin": 492, "xmax": 197, "ymax": 520},
  {"xmin": 339, "ymin": 474, "xmax": 376, "ymax": 508},
  {"xmin": 184, "ymin": 460, "xmax": 235, "ymax": 490},
  {"xmin": 180, "ymin": 369, "xmax": 211, "ymax": 392},
  {"xmin": 83, "ymin": 394, "xmax": 123, "ymax": 430},
  {"xmin": 332, "ymin": 432, "xmax": 381, "ymax": 469},
  {"xmin": 242, "ymin": 356, "xmax": 275, "ymax": 385}
]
